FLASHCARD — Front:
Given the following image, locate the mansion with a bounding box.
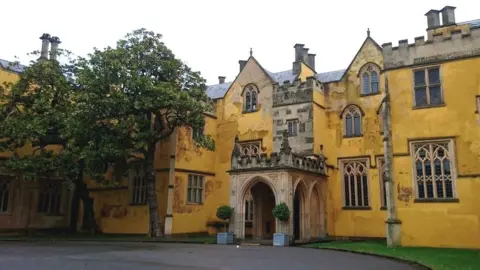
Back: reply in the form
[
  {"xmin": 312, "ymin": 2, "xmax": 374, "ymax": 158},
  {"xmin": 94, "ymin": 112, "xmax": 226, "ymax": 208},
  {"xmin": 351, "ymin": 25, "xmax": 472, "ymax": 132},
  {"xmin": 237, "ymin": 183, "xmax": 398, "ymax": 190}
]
[{"xmin": 0, "ymin": 6, "xmax": 479, "ymax": 249}]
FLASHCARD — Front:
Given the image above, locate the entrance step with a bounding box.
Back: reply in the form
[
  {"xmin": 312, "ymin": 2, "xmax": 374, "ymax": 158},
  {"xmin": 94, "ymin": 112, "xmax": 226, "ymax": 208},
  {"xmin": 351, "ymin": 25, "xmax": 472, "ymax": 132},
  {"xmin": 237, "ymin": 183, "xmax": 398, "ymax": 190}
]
[{"xmin": 240, "ymin": 240, "xmax": 272, "ymax": 246}]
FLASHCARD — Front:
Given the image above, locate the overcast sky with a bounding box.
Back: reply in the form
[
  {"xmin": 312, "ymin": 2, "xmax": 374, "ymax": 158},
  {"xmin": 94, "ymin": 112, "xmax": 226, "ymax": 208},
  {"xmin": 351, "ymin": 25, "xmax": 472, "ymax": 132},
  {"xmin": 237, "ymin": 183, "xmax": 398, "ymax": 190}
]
[{"xmin": 1, "ymin": 0, "xmax": 478, "ymax": 85}]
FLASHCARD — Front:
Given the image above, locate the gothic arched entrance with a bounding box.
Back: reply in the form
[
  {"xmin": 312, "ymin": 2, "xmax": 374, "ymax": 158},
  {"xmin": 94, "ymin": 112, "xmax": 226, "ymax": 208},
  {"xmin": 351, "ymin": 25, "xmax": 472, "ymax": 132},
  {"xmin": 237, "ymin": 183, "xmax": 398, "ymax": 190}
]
[{"xmin": 244, "ymin": 181, "xmax": 276, "ymax": 240}]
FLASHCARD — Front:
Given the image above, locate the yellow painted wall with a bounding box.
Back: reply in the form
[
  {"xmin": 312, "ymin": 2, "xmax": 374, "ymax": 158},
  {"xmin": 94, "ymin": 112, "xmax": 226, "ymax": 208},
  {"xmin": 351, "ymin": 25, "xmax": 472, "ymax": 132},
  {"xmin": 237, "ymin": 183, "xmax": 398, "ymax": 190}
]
[
  {"xmin": 321, "ymin": 38, "xmax": 387, "ymax": 238},
  {"xmin": 386, "ymin": 57, "xmax": 480, "ymax": 248},
  {"xmin": 91, "ymin": 171, "xmax": 169, "ymax": 234}
]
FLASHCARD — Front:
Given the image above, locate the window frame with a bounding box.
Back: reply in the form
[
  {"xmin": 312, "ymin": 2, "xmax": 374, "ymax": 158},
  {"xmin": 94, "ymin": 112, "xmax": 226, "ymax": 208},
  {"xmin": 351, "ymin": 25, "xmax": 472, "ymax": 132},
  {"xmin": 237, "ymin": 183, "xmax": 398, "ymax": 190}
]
[
  {"xmin": 287, "ymin": 119, "xmax": 299, "ymax": 137},
  {"xmin": 342, "ymin": 105, "xmax": 363, "ymax": 138},
  {"xmin": 243, "ymin": 84, "xmax": 259, "ymax": 113},
  {"xmin": 130, "ymin": 162, "xmax": 147, "ymax": 205},
  {"xmin": 187, "ymin": 174, "xmax": 205, "ymax": 204},
  {"xmin": 37, "ymin": 181, "xmax": 63, "ymax": 216},
  {"xmin": 409, "ymin": 138, "xmax": 458, "ymax": 202},
  {"xmin": 359, "ymin": 63, "xmax": 381, "ymax": 96},
  {"xmin": 0, "ymin": 176, "xmax": 14, "ymax": 214},
  {"xmin": 339, "ymin": 158, "xmax": 371, "ymax": 209},
  {"xmin": 412, "ymin": 66, "xmax": 444, "ymax": 108}
]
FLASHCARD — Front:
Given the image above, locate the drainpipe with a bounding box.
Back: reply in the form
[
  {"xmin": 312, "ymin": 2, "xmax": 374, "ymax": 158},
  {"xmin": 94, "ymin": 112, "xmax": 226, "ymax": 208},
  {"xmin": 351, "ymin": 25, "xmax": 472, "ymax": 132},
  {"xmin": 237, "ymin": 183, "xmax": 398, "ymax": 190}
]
[{"xmin": 382, "ymin": 75, "xmax": 401, "ymax": 247}]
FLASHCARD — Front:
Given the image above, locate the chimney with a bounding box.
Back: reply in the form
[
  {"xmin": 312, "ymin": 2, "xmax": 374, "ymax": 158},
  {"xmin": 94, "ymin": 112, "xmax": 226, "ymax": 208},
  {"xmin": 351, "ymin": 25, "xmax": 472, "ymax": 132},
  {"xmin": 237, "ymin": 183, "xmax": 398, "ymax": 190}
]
[
  {"xmin": 49, "ymin": 36, "xmax": 61, "ymax": 61},
  {"xmin": 294, "ymin": 43, "xmax": 305, "ymax": 61},
  {"xmin": 425, "ymin": 9, "xmax": 441, "ymax": 29},
  {"xmin": 239, "ymin": 60, "xmax": 247, "ymax": 72},
  {"xmin": 218, "ymin": 76, "xmax": 226, "ymax": 84},
  {"xmin": 301, "ymin": 47, "xmax": 309, "ymax": 63},
  {"xmin": 39, "ymin": 33, "xmax": 51, "ymax": 59},
  {"xmin": 307, "ymin": 53, "xmax": 316, "ymax": 71},
  {"xmin": 440, "ymin": 6, "xmax": 456, "ymax": 26}
]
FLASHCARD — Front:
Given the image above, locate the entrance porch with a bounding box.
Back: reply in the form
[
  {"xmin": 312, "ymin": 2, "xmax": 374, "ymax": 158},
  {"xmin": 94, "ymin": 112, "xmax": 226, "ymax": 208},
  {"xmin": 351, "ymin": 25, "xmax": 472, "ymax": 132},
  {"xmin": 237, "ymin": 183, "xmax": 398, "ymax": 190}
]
[{"xmin": 228, "ymin": 131, "xmax": 328, "ymax": 243}]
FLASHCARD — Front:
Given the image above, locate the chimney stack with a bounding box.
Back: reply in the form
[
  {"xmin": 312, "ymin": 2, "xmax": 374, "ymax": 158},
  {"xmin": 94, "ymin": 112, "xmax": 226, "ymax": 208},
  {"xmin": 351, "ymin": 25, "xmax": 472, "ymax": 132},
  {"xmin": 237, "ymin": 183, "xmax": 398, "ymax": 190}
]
[
  {"xmin": 49, "ymin": 36, "xmax": 61, "ymax": 61},
  {"xmin": 218, "ymin": 76, "xmax": 226, "ymax": 84},
  {"xmin": 39, "ymin": 33, "xmax": 51, "ymax": 59},
  {"xmin": 425, "ymin": 9, "xmax": 441, "ymax": 29},
  {"xmin": 440, "ymin": 6, "xmax": 456, "ymax": 26},
  {"xmin": 294, "ymin": 44, "xmax": 305, "ymax": 61},
  {"xmin": 307, "ymin": 53, "xmax": 316, "ymax": 71},
  {"xmin": 239, "ymin": 60, "xmax": 247, "ymax": 72}
]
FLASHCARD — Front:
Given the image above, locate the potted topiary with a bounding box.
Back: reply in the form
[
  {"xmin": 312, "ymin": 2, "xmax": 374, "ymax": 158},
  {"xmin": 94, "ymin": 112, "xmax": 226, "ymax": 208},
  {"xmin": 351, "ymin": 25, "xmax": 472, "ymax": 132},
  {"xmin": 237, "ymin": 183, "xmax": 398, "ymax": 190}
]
[
  {"xmin": 216, "ymin": 205, "xmax": 234, "ymax": 245},
  {"xmin": 272, "ymin": 202, "xmax": 290, "ymax": 247}
]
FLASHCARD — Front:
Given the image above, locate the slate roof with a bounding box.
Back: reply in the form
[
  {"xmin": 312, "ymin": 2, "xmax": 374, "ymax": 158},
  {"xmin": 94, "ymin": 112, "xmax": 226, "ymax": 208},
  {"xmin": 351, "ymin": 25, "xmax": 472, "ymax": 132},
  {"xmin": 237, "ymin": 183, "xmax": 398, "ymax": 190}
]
[
  {"xmin": 206, "ymin": 68, "xmax": 347, "ymax": 99},
  {"xmin": 459, "ymin": 18, "xmax": 480, "ymax": 28},
  {"xmin": 315, "ymin": 69, "xmax": 346, "ymax": 83},
  {"xmin": 0, "ymin": 59, "xmax": 26, "ymax": 73}
]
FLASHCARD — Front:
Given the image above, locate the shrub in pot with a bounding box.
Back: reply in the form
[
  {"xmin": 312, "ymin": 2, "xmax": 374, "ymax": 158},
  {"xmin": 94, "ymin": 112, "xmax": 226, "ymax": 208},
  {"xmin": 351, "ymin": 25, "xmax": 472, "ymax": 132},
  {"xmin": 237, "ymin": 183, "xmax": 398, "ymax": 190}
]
[
  {"xmin": 216, "ymin": 205, "xmax": 234, "ymax": 245},
  {"xmin": 272, "ymin": 202, "xmax": 290, "ymax": 246}
]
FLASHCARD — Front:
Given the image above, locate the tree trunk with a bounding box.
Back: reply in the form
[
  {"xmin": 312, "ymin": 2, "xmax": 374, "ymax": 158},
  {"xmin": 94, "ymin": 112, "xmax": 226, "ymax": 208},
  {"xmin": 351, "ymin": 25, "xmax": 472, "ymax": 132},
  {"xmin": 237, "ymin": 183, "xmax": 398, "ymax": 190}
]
[{"xmin": 145, "ymin": 143, "xmax": 162, "ymax": 238}]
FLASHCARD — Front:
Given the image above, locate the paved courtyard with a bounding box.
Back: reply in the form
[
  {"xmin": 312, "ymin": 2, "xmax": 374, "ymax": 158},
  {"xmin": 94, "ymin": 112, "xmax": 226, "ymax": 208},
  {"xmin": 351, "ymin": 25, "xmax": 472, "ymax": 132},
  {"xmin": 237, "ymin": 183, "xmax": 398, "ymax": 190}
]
[{"xmin": 0, "ymin": 242, "xmax": 420, "ymax": 270}]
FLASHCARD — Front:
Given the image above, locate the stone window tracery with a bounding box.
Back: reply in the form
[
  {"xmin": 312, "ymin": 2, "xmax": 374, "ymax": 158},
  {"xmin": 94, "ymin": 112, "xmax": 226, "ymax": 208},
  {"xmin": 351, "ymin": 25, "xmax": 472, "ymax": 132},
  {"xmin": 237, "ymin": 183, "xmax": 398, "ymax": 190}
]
[
  {"xmin": 238, "ymin": 141, "xmax": 262, "ymax": 156},
  {"xmin": 360, "ymin": 64, "xmax": 380, "ymax": 95},
  {"xmin": 0, "ymin": 179, "xmax": 11, "ymax": 213},
  {"xmin": 243, "ymin": 84, "xmax": 258, "ymax": 113},
  {"xmin": 411, "ymin": 140, "xmax": 455, "ymax": 200},
  {"xmin": 342, "ymin": 160, "xmax": 369, "ymax": 207},
  {"xmin": 343, "ymin": 105, "xmax": 362, "ymax": 137},
  {"xmin": 130, "ymin": 163, "xmax": 147, "ymax": 205}
]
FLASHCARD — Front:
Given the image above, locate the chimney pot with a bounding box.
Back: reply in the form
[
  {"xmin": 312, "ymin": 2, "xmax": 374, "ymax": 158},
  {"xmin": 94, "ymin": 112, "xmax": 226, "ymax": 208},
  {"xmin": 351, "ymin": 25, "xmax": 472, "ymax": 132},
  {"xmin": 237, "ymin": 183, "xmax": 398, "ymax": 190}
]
[
  {"xmin": 39, "ymin": 33, "xmax": 51, "ymax": 59},
  {"xmin": 425, "ymin": 9, "xmax": 441, "ymax": 29},
  {"xmin": 307, "ymin": 53, "xmax": 316, "ymax": 71},
  {"xmin": 238, "ymin": 60, "xmax": 247, "ymax": 72},
  {"xmin": 440, "ymin": 6, "xmax": 456, "ymax": 25},
  {"xmin": 49, "ymin": 36, "xmax": 61, "ymax": 61},
  {"xmin": 218, "ymin": 76, "xmax": 226, "ymax": 84}
]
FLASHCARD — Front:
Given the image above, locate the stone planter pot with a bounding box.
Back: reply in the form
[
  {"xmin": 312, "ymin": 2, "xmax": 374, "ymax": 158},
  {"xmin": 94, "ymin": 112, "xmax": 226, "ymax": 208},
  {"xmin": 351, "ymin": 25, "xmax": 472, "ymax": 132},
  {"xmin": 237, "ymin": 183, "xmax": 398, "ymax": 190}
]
[
  {"xmin": 273, "ymin": 233, "xmax": 289, "ymax": 246},
  {"xmin": 217, "ymin": 232, "xmax": 234, "ymax": 245}
]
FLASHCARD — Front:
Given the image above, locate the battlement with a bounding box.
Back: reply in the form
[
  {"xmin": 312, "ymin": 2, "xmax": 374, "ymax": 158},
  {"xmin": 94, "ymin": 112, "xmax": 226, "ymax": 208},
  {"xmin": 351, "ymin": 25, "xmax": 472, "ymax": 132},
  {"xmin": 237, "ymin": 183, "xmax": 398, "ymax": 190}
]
[
  {"xmin": 230, "ymin": 131, "xmax": 327, "ymax": 176},
  {"xmin": 272, "ymin": 76, "xmax": 323, "ymax": 107},
  {"xmin": 383, "ymin": 13, "xmax": 480, "ymax": 69}
]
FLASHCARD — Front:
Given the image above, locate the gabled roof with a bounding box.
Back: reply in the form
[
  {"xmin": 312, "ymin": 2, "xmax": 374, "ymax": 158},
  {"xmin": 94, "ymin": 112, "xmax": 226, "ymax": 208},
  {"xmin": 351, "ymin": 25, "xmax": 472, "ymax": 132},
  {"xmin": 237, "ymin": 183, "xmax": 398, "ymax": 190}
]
[
  {"xmin": 0, "ymin": 59, "xmax": 26, "ymax": 73},
  {"xmin": 337, "ymin": 36, "xmax": 382, "ymax": 82},
  {"xmin": 206, "ymin": 68, "xmax": 347, "ymax": 99}
]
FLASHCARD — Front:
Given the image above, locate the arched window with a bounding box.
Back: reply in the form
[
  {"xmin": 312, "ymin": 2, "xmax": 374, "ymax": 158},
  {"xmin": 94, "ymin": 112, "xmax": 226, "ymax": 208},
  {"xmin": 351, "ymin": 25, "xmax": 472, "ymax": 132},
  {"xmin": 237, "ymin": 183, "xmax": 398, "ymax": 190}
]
[
  {"xmin": 342, "ymin": 160, "xmax": 369, "ymax": 207},
  {"xmin": 243, "ymin": 85, "xmax": 258, "ymax": 112},
  {"xmin": 342, "ymin": 105, "xmax": 363, "ymax": 137},
  {"xmin": 360, "ymin": 64, "xmax": 380, "ymax": 95}
]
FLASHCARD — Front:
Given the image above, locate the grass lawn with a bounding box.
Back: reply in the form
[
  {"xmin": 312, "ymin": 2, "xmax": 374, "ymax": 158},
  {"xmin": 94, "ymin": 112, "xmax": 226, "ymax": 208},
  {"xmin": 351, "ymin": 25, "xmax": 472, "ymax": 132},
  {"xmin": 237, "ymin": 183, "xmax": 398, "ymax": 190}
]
[{"xmin": 307, "ymin": 241, "xmax": 480, "ymax": 270}]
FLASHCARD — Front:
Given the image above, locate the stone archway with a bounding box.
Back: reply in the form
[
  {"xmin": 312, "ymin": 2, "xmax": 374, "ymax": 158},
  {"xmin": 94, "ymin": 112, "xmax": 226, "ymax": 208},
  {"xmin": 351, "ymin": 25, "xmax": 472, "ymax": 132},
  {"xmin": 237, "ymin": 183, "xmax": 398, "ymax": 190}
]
[
  {"xmin": 293, "ymin": 179, "xmax": 308, "ymax": 241},
  {"xmin": 232, "ymin": 175, "xmax": 278, "ymax": 240},
  {"xmin": 309, "ymin": 182, "xmax": 325, "ymax": 238}
]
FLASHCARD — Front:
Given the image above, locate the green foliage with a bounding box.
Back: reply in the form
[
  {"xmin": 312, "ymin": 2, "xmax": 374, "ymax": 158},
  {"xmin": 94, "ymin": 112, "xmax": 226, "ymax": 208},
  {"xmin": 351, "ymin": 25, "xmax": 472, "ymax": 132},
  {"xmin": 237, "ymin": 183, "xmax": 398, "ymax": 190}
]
[
  {"xmin": 216, "ymin": 205, "xmax": 234, "ymax": 221},
  {"xmin": 272, "ymin": 202, "xmax": 290, "ymax": 221},
  {"xmin": 74, "ymin": 28, "xmax": 215, "ymax": 158}
]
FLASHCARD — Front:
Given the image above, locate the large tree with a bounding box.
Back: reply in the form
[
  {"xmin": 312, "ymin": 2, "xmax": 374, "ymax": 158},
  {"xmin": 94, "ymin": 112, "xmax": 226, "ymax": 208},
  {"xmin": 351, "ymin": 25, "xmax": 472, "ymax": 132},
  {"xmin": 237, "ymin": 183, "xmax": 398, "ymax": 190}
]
[
  {"xmin": 74, "ymin": 29, "xmax": 215, "ymax": 237},
  {"xmin": 0, "ymin": 46, "xmax": 126, "ymax": 233}
]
